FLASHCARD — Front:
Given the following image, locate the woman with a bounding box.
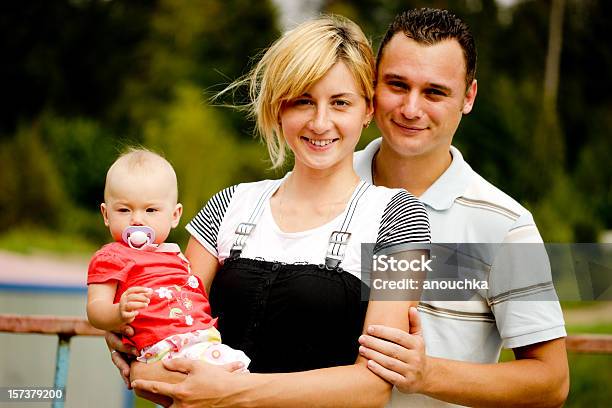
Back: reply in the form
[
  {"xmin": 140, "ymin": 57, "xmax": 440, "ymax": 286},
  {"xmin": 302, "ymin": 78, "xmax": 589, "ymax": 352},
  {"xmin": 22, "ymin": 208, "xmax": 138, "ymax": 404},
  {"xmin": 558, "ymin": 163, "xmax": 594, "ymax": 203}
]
[{"xmin": 116, "ymin": 15, "xmax": 430, "ymax": 407}]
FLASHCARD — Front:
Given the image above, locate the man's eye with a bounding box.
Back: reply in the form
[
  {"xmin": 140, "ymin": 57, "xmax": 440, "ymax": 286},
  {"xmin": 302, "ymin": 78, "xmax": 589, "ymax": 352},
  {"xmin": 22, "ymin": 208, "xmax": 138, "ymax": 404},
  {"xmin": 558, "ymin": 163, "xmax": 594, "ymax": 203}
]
[
  {"xmin": 426, "ymin": 89, "xmax": 446, "ymax": 96},
  {"xmin": 388, "ymin": 81, "xmax": 407, "ymax": 90}
]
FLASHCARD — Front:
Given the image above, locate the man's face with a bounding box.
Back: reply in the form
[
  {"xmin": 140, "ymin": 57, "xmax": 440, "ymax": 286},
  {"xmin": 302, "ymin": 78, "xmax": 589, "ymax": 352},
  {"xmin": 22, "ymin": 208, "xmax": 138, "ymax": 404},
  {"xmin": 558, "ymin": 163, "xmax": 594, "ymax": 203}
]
[{"xmin": 374, "ymin": 34, "xmax": 477, "ymax": 161}]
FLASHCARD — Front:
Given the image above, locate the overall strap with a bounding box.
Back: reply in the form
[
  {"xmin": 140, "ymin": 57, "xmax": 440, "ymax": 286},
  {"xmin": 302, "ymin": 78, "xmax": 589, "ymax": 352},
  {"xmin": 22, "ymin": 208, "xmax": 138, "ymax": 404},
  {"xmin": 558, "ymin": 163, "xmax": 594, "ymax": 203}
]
[
  {"xmin": 325, "ymin": 181, "xmax": 370, "ymax": 269},
  {"xmin": 229, "ymin": 179, "xmax": 282, "ymax": 259}
]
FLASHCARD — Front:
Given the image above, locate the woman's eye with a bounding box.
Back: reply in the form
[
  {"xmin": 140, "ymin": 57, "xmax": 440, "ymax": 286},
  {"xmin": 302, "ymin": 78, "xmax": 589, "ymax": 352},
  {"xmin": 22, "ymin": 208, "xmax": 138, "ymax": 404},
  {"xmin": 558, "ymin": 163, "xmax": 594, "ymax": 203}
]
[
  {"xmin": 293, "ymin": 98, "xmax": 312, "ymax": 106},
  {"xmin": 333, "ymin": 100, "xmax": 350, "ymax": 107}
]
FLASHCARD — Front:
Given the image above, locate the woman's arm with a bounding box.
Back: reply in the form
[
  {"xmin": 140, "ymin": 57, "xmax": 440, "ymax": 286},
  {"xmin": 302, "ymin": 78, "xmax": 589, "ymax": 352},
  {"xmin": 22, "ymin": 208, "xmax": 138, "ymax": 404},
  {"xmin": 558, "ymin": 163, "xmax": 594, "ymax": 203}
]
[
  {"xmin": 185, "ymin": 237, "xmax": 221, "ymax": 294},
  {"xmin": 133, "ymin": 301, "xmax": 409, "ymax": 407},
  {"xmin": 132, "ymin": 250, "xmax": 426, "ymax": 407}
]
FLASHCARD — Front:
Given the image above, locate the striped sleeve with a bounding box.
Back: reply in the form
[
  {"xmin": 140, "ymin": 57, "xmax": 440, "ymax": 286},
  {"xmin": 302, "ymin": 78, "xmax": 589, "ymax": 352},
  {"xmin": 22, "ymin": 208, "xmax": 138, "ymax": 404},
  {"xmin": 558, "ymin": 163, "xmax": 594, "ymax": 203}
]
[
  {"xmin": 186, "ymin": 185, "xmax": 237, "ymax": 257},
  {"xmin": 374, "ymin": 190, "xmax": 430, "ymax": 253}
]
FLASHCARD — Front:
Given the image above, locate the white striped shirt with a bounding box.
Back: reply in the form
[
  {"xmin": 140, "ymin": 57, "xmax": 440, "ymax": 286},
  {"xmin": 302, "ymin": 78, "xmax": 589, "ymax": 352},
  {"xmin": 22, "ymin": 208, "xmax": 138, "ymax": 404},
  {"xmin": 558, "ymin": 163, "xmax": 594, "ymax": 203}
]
[{"xmin": 187, "ymin": 177, "xmax": 430, "ymax": 281}]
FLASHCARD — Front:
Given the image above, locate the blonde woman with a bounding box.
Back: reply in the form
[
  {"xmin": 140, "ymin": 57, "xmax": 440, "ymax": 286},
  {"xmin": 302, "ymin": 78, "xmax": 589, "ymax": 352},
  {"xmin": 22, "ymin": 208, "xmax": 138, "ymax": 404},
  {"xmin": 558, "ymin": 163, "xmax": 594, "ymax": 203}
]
[{"xmin": 115, "ymin": 16, "xmax": 430, "ymax": 407}]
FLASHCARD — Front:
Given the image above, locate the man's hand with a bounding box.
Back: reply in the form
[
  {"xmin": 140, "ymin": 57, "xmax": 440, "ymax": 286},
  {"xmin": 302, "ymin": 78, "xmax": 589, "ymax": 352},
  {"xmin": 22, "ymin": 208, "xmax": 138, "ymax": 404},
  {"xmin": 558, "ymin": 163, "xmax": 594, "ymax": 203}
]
[
  {"xmin": 119, "ymin": 286, "xmax": 152, "ymax": 323},
  {"xmin": 131, "ymin": 358, "xmax": 246, "ymax": 408},
  {"xmin": 105, "ymin": 326, "xmax": 138, "ymax": 388},
  {"xmin": 358, "ymin": 306, "xmax": 429, "ymax": 394}
]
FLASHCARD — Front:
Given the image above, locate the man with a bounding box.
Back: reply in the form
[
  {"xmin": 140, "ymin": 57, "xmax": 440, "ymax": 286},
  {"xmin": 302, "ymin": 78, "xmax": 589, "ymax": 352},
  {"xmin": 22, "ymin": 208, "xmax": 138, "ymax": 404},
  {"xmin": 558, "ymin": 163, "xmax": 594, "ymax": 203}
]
[{"xmin": 355, "ymin": 8, "xmax": 569, "ymax": 407}]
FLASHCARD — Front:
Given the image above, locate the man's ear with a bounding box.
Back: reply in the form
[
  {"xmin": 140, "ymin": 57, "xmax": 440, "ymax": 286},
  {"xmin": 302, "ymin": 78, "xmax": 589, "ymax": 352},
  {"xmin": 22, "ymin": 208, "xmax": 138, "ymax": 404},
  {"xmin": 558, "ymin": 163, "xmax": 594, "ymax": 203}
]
[
  {"xmin": 462, "ymin": 79, "xmax": 477, "ymax": 115},
  {"xmin": 171, "ymin": 203, "xmax": 183, "ymax": 228},
  {"xmin": 100, "ymin": 203, "xmax": 110, "ymax": 227}
]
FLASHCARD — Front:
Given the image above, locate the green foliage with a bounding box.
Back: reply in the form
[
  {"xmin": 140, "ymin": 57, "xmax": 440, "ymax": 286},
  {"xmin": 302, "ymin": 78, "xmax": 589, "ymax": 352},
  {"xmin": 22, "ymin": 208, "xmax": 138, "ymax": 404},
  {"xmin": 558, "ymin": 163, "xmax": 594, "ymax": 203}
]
[
  {"xmin": 531, "ymin": 174, "xmax": 601, "ymax": 242},
  {"xmin": 38, "ymin": 115, "xmax": 120, "ymax": 209},
  {"xmin": 0, "ymin": 124, "xmax": 67, "ymax": 231},
  {"xmin": 143, "ymin": 84, "xmax": 271, "ymax": 245},
  {"xmin": 1, "ymin": 0, "xmax": 610, "ymax": 253},
  {"xmin": 0, "ymin": 226, "xmax": 98, "ymax": 256},
  {"xmin": 118, "ymin": 0, "xmax": 279, "ymax": 138},
  {"xmin": 565, "ymin": 354, "xmax": 612, "ymax": 407},
  {"xmin": 0, "ymin": 0, "xmax": 153, "ymax": 133}
]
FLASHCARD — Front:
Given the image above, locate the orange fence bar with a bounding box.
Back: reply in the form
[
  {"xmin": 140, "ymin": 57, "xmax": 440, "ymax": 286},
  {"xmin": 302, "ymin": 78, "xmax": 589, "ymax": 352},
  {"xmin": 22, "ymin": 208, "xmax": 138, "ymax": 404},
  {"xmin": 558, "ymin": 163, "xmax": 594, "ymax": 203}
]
[
  {"xmin": 0, "ymin": 314, "xmax": 104, "ymax": 336},
  {"xmin": 565, "ymin": 334, "xmax": 612, "ymax": 354},
  {"xmin": 2, "ymin": 314, "xmax": 612, "ymax": 353},
  {"xmin": 2, "ymin": 314, "xmax": 612, "ymax": 354}
]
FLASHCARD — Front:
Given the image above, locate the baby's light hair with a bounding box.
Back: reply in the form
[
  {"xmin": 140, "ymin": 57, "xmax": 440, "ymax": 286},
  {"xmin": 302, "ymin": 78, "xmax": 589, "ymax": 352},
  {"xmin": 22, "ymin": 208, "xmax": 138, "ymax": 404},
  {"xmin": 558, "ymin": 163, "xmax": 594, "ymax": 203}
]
[
  {"xmin": 220, "ymin": 15, "xmax": 375, "ymax": 168},
  {"xmin": 104, "ymin": 147, "xmax": 178, "ymax": 203}
]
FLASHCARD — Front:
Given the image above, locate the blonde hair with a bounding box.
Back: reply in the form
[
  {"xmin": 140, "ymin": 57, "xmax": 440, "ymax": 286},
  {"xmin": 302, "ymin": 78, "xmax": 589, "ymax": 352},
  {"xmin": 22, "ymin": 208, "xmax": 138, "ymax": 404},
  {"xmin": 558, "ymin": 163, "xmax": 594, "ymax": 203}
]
[
  {"xmin": 104, "ymin": 147, "xmax": 178, "ymax": 203},
  {"xmin": 224, "ymin": 16, "xmax": 374, "ymax": 168}
]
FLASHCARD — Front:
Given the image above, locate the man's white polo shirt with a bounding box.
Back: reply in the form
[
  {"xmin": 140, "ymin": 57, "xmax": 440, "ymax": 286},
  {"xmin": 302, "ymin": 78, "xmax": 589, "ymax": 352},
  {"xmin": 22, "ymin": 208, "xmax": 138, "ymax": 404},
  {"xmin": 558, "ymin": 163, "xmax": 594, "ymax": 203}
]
[{"xmin": 354, "ymin": 138, "xmax": 566, "ymax": 408}]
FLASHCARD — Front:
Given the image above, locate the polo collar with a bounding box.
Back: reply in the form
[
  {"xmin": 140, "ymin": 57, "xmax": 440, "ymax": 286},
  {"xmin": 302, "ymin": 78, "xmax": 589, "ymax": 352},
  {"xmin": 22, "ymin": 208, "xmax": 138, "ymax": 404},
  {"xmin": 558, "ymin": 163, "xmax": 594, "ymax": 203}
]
[
  {"xmin": 358, "ymin": 137, "xmax": 381, "ymax": 184},
  {"xmin": 420, "ymin": 146, "xmax": 474, "ymax": 211},
  {"xmin": 362, "ymin": 138, "xmax": 473, "ymax": 211}
]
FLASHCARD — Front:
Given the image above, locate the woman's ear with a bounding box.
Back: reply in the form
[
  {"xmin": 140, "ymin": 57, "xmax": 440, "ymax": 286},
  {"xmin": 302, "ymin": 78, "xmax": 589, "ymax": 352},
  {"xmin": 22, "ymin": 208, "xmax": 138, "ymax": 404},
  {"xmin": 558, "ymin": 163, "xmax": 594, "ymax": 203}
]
[{"xmin": 364, "ymin": 99, "xmax": 374, "ymax": 127}]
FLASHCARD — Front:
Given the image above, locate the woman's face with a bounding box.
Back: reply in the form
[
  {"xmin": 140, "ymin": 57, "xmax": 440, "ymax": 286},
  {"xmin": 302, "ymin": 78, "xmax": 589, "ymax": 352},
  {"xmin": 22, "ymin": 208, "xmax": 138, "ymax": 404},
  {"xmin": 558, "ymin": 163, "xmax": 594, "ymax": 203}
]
[{"xmin": 279, "ymin": 61, "xmax": 373, "ymax": 172}]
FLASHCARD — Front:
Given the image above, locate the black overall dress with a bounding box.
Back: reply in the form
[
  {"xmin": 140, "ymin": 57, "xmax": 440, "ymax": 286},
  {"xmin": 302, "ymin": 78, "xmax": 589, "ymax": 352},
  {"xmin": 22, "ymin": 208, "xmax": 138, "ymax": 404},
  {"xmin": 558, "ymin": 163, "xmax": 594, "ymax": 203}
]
[{"xmin": 209, "ymin": 180, "xmax": 371, "ymax": 373}]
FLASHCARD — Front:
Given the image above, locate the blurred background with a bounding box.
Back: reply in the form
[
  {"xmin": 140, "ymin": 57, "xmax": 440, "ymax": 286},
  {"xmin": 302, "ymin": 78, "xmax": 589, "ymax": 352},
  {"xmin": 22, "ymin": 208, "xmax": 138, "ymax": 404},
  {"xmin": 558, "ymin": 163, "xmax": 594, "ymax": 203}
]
[{"xmin": 0, "ymin": 0, "xmax": 610, "ymax": 407}]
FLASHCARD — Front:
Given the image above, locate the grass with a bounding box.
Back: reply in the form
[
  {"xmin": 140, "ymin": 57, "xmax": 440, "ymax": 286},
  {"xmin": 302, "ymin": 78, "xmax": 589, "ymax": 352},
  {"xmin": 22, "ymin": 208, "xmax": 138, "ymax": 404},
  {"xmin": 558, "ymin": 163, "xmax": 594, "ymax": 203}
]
[
  {"xmin": 499, "ymin": 322, "xmax": 612, "ymax": 407},
  {"xmin": 134, "ymin": 396, "xmax": 156, "ymax": 408},
  {"xmin": 0, "ymin": 226, "xmax": 98, "ymax": 256}
]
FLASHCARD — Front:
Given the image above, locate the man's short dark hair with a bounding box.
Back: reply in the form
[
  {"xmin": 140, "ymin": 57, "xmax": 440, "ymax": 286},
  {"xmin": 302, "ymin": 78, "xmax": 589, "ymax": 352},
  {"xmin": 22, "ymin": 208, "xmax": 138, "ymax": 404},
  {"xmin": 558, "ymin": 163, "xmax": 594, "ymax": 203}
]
[{"xmin": 377, "ymin": 8, "xmax": 477, "ymax": 89}]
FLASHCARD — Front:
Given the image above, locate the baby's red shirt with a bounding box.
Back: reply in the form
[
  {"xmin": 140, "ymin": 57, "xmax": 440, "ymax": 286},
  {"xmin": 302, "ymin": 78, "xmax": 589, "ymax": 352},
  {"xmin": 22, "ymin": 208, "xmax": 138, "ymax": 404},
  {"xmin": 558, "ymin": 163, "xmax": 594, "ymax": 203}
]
[{"xmin": 88, "ymin": 242, "xmax": 216, "ymax": 351}]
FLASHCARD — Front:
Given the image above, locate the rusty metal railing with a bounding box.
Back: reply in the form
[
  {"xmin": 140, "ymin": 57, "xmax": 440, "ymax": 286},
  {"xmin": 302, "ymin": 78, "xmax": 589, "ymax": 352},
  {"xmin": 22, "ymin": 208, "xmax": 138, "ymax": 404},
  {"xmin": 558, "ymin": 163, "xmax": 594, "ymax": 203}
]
[
  {"xmin": 1, "ymin": 314, "xmax": 611, "ymax": 407},
  {"xmin": 565, "ymin": 333, "xmax": 612, "ymax": 353},
  {"xmin": 0, "ymin": 314, "xmax": 104, "ymax": 408}
]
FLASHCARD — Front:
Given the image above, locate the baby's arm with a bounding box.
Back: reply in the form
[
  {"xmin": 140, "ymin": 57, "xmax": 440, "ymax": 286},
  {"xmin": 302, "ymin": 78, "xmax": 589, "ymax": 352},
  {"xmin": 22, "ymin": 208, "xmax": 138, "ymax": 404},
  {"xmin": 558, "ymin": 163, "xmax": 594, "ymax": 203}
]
[{"xmin": 87, "ymin": 283, "xmax": 152, "ymax": 331}]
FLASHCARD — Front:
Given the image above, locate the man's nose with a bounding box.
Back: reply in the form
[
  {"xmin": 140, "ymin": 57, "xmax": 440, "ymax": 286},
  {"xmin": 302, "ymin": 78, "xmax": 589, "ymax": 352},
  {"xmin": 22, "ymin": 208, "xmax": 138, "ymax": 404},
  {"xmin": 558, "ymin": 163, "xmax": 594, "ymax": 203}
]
[
  {"xmin": 307, "ymin": 106, "xmax": 332, "ymax": 134},
  {"xmin": 400, "ymin": 92, "xmax": 423, "ymax": 119}
]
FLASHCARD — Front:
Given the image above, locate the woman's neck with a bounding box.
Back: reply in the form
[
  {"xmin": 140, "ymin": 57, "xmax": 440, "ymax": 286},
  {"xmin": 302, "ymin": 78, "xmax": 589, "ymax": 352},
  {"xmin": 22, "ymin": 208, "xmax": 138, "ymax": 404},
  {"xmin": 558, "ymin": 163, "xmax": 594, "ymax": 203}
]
[
  {"xmin": 285, "ymin": 159, "xmax": 360, "ymax": 205},
  {"xmin": 270, "ymin": 157, "xmax": 360, "ymax": 233}
]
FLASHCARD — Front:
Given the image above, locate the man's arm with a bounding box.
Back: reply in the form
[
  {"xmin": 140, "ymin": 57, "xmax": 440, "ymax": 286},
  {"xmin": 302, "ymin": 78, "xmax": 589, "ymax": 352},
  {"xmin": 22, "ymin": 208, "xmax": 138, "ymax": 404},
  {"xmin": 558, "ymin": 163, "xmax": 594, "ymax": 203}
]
[{"xmin": 358, "ymin": 309, "xmax": 569, "ymax": 408}]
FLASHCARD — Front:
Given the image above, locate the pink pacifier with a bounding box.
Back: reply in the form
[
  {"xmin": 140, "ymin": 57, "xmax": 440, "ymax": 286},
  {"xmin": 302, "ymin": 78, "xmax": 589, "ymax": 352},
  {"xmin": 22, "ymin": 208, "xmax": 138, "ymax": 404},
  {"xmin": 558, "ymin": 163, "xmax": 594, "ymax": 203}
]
[{"xmin": 122, "ymin": 226, "xmax": 156, "ymax": 249}]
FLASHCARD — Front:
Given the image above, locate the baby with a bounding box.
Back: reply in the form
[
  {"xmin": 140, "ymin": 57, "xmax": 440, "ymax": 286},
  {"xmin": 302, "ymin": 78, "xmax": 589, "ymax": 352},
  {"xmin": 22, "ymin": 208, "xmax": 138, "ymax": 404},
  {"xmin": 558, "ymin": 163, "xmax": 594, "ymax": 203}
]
[{"xmin": 87, "ymin": 148, "xmax": 249, "ymax": 367}]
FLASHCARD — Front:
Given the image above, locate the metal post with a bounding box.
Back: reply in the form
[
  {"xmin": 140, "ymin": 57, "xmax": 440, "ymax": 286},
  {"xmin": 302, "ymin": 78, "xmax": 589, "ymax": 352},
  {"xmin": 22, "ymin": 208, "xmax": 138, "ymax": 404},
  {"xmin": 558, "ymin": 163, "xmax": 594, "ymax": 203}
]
[{"xmin": 52, "ymin": 334, "xmax": 72, "ymax": 408}]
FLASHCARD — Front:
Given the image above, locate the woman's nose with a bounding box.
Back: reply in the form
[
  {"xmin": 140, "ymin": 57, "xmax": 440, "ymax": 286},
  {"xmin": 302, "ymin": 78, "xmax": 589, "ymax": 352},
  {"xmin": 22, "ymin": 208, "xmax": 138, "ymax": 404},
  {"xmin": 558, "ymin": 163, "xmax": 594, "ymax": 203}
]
[{"xmin": 307, "ymin": 106, "xmax": 332, "ymax": 134}]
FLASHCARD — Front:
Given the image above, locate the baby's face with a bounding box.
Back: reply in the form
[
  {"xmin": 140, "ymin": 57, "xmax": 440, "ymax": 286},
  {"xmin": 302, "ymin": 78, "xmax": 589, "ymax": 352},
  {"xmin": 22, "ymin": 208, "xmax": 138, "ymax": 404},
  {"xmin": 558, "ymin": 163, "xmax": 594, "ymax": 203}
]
[{"xmin": 101, "ymin": 169, "xmax": 182, "ymax": 244}]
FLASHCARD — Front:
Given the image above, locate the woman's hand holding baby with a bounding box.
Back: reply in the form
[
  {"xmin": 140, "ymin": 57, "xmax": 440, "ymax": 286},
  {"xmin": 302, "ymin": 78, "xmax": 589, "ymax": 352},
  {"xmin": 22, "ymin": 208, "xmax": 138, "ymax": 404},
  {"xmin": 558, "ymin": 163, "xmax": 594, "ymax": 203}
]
[{"xmin": 119, "ymin": 286, "xmax": 153, "ymax": 323}]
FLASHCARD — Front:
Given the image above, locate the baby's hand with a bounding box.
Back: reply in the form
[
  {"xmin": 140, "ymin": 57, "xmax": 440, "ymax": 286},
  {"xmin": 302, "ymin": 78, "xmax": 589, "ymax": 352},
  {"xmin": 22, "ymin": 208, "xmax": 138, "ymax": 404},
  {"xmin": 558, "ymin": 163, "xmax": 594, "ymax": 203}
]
[{"xmin": 119, "ymin": 287, "xmax": 152, "ymax": 323}]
